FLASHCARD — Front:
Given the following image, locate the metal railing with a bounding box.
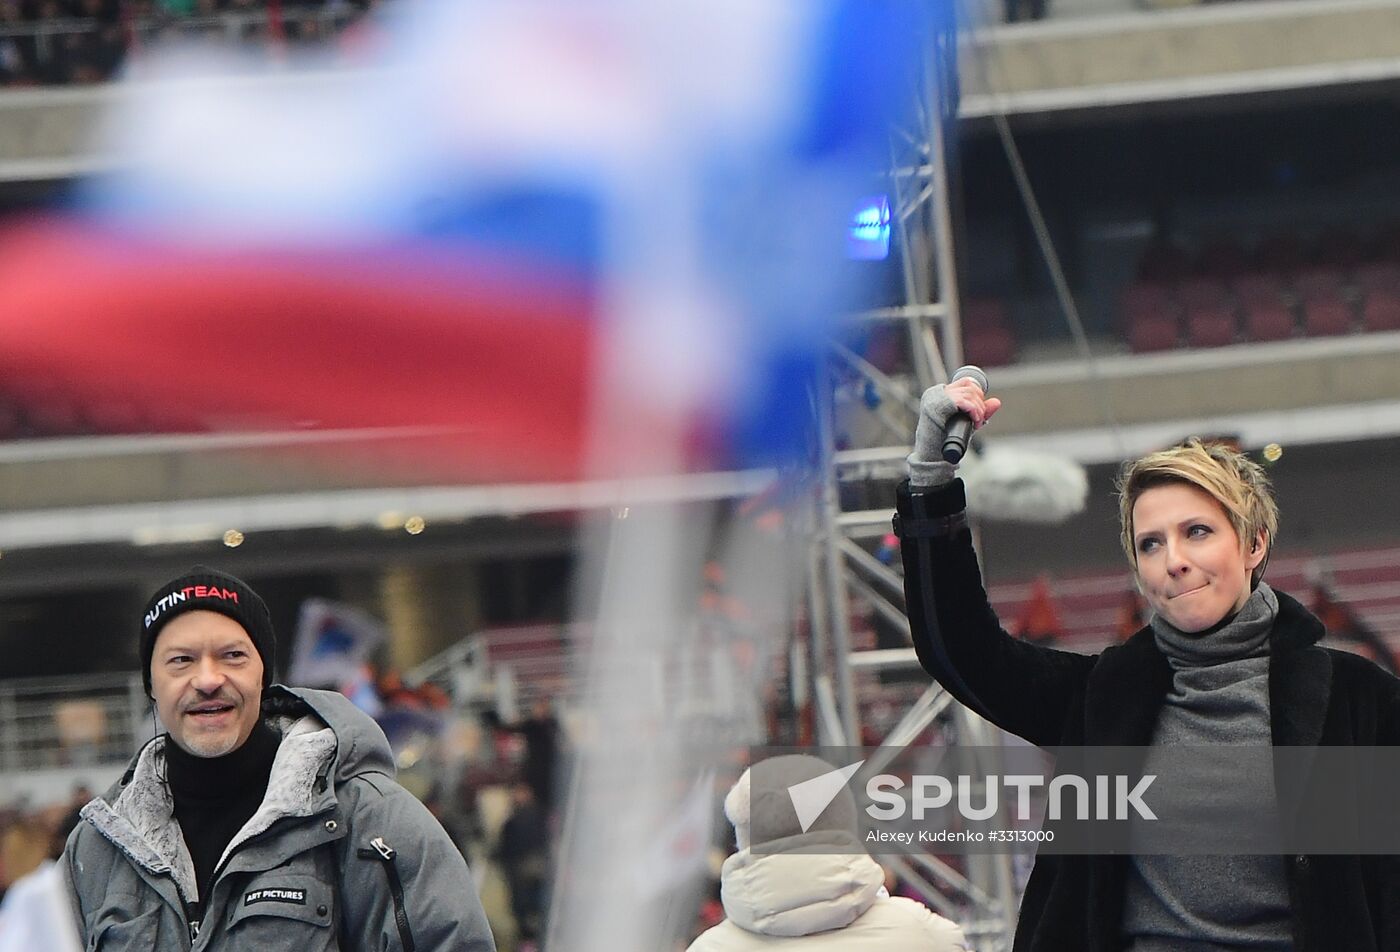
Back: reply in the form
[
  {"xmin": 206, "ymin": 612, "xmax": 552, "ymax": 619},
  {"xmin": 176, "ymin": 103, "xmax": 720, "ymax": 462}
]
[{"xmin": 0, "ymin": 671, "xmax": 149, "ymax": 773}]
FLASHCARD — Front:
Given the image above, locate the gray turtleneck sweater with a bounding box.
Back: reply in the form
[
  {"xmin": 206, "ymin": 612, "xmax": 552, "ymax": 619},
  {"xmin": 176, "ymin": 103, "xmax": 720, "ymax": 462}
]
[{"xmin": 1121, "ymin": 582, "xmax": 1293, "ymax": 951}]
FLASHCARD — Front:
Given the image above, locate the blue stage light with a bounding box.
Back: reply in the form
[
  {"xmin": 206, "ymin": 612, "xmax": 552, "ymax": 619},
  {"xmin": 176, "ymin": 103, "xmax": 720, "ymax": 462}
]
[{"xmin": 847, "ymin": 194, "xmax": 891, "ymax": 260}]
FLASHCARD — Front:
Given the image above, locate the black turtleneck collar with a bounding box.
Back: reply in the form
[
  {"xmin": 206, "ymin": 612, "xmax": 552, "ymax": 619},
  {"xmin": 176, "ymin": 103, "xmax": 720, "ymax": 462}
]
[
  {"xmin": 166, "ymin": 718, "xmax": 282, "ymax": 906},
  {"xmin": 166, "ymin": 719, "xmax": 280, "ymax": 802}
]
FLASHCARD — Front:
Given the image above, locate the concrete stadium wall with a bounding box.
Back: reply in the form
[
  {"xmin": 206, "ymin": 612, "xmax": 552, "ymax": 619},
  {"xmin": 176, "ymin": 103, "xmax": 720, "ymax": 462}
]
[{"xmin": 960, "ymin": 0, "xmax": 1400, "ymax": 116}]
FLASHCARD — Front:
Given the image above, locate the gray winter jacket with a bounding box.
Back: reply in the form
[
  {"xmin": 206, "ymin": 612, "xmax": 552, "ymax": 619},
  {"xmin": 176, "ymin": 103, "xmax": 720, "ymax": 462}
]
[{"xmin": 63, "ymin": 685, "xmax": 496, "ymax": 952}]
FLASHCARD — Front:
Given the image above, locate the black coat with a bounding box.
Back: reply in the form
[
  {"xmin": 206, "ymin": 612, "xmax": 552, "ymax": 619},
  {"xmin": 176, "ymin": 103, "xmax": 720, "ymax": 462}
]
[{"xmin": 895, "ymin": 478, "xmax": 1400, "ymax": 952}]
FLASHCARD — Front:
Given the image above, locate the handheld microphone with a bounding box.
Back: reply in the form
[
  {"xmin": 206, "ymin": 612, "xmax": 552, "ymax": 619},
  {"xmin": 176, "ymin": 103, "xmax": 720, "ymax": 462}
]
[{"xmin": 942, "ymin": 365, "xmax": 988, "ymax": 464}]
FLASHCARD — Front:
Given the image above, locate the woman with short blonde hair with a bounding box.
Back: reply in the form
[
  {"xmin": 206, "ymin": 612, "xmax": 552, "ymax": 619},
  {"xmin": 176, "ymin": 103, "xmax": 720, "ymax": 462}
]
[
  {"xmin": 1116, "ymin": 438, "xmax": 1280, "ymax": 585},
  {"xmin": 894, "ymin": 378, "xmax": 1400, "ymax": 952}
]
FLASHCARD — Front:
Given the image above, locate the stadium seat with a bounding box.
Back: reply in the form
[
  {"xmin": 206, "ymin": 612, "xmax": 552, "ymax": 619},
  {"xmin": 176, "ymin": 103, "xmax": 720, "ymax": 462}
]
[
  {"xmin": 963, "ymin": 298, "xmax": 1011, "ymax": 330},
  {"xmin": 25, "ymin": 400, "xmax": 84, "ymax": 436},
  {"xmin": 86, "ymin": 394, "xmax": 150, "ymax": 435},
  {"xmin": 1185, "ymin": 305, "xmax": 1238, "ymax": 348},
  {"xmin": 963, "ymin": 299, "xmax": 1019, "ymax": 366},
  {"xmin": 1301, "ymin": 294, "xmax": 1354, "ymax": 337},
  {"xmin": 15, "ymin": 377, "xmax": 88, "ymax": 437},
  {"xmin": 1242, "ymin": 302, "xmax": 1296, "ymax": 342},
  {"xmin": 1292, "ymin": 266, "xmax": 1348, "ymax": 303},
  {"xmin": 1121, "ymin": 282, "xmax": 1173, "ymax": 314},
  {"xmin": 1175, "ymin": 277, "xmax": 1231, "ymax": 310},
  {"xmin": 961, "ymin": 297, "xmax": 1016, "ymax": 366},
  {"xmin": 1128, "ymin": 310, "xmax": 1180, "ymax": 352},
  {"xmin": 1362, "ymin": 290, "xmax": 1400, "ymax": 333},
  {"xmin": 1355, "ymin": 263, "xmax": 1400, "ymax": 295},
  {"xmin": 1231, "ymin": 272, "xmax": 1287, "ymax": 308},
  {"xmin": 964, "ymin": 326, "xmax": 1017, "ymax": 367}
]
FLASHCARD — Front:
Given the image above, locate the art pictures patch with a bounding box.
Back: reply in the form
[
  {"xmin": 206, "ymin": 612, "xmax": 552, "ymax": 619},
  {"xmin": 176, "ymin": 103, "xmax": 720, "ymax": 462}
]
[{"xmin": 244, "ymin": 887, "xmax": 307, "ymax": 906}]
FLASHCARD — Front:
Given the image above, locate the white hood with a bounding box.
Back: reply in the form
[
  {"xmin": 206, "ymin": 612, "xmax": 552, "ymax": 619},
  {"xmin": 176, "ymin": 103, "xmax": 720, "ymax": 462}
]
[{"xmin": 719, "ymin": 831, "xmax": 883, "ymax": 937}]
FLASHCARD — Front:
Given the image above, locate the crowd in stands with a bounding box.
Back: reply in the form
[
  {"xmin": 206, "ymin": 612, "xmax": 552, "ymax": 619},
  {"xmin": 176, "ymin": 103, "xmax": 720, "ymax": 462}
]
[{"xmin": 0, "ymin": 0, "xmax": 381, "ymax": 86}]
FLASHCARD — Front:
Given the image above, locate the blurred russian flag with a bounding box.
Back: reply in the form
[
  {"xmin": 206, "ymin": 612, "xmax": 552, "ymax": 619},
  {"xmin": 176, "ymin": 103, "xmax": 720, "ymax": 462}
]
[{"xmin": 0, "ymin": 0, "xmax": 925, "ymax": 480}]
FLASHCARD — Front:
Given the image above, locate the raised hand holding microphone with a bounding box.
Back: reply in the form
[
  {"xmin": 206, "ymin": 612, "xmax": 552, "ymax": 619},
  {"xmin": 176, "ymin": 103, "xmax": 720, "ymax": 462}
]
[
  {"xmin": 940, "ymin": 366, "xmax": 993, "ymax": 464},
  {"xmin": 907, "ymin": 365, "xmax": 1002, "ymax": 488}
]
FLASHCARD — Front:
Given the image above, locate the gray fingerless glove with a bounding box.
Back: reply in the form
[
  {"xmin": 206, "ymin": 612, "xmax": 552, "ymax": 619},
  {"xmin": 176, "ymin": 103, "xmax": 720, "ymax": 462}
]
[{"xmin": 907, "ymin": 384, "xmax": 959, "ymax": 488}]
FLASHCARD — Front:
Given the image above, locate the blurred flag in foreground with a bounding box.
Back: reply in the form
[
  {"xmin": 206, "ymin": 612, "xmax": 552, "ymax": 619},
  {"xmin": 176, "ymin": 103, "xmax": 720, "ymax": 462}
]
[
  {"xmin": 0, "ymin": 0, "xmax": 920, "ymax": 480},
  {"xmin": 0, "ymin": 4, "xmax": 928, "ymax": 952},
  {"xmin": 632, "ymin": 769, "xmax": 718, "ymax": 901}
]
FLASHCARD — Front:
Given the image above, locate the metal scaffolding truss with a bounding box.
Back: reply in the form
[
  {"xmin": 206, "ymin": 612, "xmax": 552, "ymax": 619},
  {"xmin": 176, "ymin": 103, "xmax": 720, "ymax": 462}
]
[{"xmin": 805, "ymin": 7, "xmax": 1020, "ymax": 948}]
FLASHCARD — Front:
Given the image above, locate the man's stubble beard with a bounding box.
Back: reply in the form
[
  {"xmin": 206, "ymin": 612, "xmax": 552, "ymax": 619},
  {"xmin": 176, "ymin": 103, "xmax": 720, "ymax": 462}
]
[{"xmin": 183, "ymin": 734, "xmax": 242, "ymax": 758}]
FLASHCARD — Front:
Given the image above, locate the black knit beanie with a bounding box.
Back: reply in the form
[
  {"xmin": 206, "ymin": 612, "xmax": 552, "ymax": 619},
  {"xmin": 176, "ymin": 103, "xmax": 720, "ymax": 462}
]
[{"xmin": 140, "ymin": 566, "xmax": 276, "ymax": 696}]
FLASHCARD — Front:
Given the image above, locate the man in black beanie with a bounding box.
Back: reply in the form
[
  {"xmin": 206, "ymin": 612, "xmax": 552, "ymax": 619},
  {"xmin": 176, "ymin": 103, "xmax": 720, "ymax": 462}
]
[
  {"xmin": 63, "ymin": 566, "xmax": 496, "ymax": 951},
  {"xmin": 139, "ymin": 566, "xmax": 276, "ymax": 761}
]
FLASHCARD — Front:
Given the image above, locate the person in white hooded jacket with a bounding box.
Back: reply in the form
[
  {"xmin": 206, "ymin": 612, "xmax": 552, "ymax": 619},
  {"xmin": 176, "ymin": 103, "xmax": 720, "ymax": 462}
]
[{"xmin": 687, "ymin": 755, "xmax": 970, "ymax": 952}]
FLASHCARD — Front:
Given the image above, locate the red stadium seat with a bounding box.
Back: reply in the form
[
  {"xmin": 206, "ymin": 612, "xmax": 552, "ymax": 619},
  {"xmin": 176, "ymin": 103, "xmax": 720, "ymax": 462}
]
[
  {"xmin": 964, "ymin": 326, "xmax": 1017, "ymax": 367},
  {"xmin": 961, "ymin": 297, "xmax": 1015, "ymax": 366},
  {"xmin": 1185, "ymin": 305, "xmax": 1238, "ymax": 348},
  {"xmin": 1231, "ymin": 272, "xmax": 1286, "ymax": 308},
  {"xmin": 1355, "ymin": 263, "xmax": 1400, "ymax": 295},
  {"xmin": 86, "ymin": 395, "xmax": 151, "ymax": 435},
  {"xmin": 1128, "ymin": 311, "xmax": 1179, "ymax": 352},
  {"xmin": 1242, "ymin": 302, "xmax": 1296, "ymax": 342},
  {"xmin": 1301, "ymin": 295, "xmax": 1354, "ymax": 337},
  {"xmin": 25, "ymin": 396, "xmax": 85, "ymax": 437},
  {"xmin": 1292, "ymin": 266, "xmax": 1347, "ymax": 303},
  {"xmin": 1120, "ymin": 282, "xmax": 1173, "ymax": 314},
  {"xmin": 1362, "ymin": 290, "xmax": 1400, "ymax": 333},
  {"xmin": 1174, "ymin": 277, "xmax": 1231, "ymax": 310},
  {"xmin": 963, "ymin": 297, "xmax": 1011, "ymax": 330}
]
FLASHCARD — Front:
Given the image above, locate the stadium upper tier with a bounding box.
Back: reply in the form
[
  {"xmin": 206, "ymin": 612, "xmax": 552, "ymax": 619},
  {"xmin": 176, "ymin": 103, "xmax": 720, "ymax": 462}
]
[
  {"xmin": 0, "ymin": 2, "xmax": 373, "ymax": 88},
  {"xmin": 2, "ymin": 0, "xmax": 1399, "ymax": 543},
  {"xmin": 960, "ymin": 0, "xmax": 1400, "ymax": 124}
]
